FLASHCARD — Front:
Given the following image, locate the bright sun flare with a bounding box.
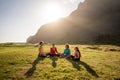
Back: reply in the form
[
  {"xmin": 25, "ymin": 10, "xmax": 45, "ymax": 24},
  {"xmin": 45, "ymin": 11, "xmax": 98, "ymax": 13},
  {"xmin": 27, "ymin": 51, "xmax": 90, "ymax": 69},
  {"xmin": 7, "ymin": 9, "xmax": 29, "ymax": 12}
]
[{"xmin": 41, "ymin": 3, "xmax": 65, "ymax": 23}]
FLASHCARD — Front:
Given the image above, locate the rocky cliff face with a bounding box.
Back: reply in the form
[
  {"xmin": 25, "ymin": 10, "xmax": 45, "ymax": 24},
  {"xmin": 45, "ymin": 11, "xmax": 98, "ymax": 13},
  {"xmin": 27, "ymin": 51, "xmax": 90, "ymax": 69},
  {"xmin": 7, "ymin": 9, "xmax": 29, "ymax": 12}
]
[{"xmin": 27, "ymin": 0, "xmax": 120, "ymax": 45}]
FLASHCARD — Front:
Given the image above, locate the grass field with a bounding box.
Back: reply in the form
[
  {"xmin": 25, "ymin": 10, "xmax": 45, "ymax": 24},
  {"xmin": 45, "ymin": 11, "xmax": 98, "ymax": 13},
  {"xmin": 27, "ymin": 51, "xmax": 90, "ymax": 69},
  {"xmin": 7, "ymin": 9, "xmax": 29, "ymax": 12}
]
[{"xmin": 0, "ymin": 43, "xmax": 120, "ymax": 80}]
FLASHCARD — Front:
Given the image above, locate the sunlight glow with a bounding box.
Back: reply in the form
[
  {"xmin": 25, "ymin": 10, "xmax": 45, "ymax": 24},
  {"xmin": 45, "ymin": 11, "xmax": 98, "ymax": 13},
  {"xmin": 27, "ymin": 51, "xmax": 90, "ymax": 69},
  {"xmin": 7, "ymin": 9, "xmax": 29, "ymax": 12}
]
[{"xmin": 41, "ymin": 3, "xmax": 65, "ymax": 23}]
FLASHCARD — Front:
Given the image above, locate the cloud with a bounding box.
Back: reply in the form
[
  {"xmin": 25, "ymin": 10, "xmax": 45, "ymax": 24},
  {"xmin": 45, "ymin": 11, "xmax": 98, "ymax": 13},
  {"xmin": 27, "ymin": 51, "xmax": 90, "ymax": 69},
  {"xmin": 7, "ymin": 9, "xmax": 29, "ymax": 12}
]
[
  {"xmin": 80, "ymin": 0, "xmax": 85, "ymax": 3},
  {"xmin": 70, "ymin": 0, "xmax": 77, "ymax": 3},
  {"xmin": 63, "ymin": 0, "xmax": 85, "ymax": 4}
]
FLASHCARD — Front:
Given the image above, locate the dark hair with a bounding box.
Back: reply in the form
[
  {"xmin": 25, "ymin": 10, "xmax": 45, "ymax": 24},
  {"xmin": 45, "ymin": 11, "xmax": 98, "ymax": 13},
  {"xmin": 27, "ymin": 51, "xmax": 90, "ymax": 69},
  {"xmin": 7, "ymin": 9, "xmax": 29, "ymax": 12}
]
[
  {"xmin": 52, "ymin": 43, "xmax": 55, "ymax": 46},
  {"xmin": 65, "ymin": 44, "xmax": 69, "ymax": 48},
  {"xmin": 75, "ymin": 47, "xmax": 80, "ymax": 53},
  {"xmin": 39, "ymin": 41, "xmax": 44, "ymax": 45}
]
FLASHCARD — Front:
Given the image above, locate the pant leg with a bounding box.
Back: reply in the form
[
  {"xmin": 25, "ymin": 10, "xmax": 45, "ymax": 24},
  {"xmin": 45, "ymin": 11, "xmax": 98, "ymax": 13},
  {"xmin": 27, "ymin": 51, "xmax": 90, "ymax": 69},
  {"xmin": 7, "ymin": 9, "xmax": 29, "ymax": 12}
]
[
  {"xmin": 40, "ymin": 54, "xmax": 46, "ymax": 58},
  {"xmin": 70, "ymin": 55, "xmax": 74, "ymax": 59},
  {"xmin": 46, "ymin": 53, "xmax": 51, "ymax": 56},
  {"xmin": 56, "ymin": 53, "xmax": 60, "ymax": 57},
  {"xmin": 74, "ymin": 58, "xmax": 80, "ymax": 61}
]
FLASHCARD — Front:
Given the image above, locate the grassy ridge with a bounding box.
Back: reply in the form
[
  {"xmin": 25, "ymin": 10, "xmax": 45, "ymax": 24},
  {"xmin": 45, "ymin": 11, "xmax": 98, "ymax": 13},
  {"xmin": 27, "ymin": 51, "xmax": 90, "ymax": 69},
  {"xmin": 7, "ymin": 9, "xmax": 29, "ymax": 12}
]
[{"xmin": 0, "ymin": 43, "xmax": 120, "ymax": 80}]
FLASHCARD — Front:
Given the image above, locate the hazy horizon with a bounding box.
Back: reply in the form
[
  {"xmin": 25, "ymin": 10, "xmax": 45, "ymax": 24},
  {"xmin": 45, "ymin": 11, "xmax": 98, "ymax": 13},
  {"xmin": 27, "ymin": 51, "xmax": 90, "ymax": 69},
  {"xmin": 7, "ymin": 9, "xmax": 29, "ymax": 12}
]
[{"xmin": 0, "ymin": 0, "xmax": 85, "ymax": 43}]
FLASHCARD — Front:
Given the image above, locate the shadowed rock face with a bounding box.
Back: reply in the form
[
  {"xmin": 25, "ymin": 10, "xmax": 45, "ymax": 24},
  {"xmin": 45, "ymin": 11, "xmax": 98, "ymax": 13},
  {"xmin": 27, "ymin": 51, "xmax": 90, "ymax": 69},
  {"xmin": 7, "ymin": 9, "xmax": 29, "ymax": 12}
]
[{"xmin": 27, "ymin": 0, "xmax": 120, "ymax": 44}]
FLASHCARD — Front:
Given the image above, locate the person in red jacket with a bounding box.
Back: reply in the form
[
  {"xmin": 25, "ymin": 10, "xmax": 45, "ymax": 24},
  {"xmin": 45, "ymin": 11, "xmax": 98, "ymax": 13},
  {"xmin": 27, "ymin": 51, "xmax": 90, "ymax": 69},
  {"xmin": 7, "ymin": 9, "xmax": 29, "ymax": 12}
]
[{"xmin": 47, "ymin": 44, "xmax": 58, "ymax": 57}]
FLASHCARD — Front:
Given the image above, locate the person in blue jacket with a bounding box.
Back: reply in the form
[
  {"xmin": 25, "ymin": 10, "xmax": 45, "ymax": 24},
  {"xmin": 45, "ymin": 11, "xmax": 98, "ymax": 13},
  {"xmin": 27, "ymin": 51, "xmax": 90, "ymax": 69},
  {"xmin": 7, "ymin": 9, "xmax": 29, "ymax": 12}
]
[{"xmin": 60, "ymin": 44, "xmax": 71, "ymax": 58}]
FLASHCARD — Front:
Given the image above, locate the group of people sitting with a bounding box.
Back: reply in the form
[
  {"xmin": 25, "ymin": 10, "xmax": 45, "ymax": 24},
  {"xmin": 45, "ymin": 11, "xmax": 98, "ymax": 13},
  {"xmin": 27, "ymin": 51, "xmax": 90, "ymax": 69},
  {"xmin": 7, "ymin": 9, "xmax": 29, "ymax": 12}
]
[{"xmin": 38, "ymin": 41, "xmax": 81, "ymax": 61}]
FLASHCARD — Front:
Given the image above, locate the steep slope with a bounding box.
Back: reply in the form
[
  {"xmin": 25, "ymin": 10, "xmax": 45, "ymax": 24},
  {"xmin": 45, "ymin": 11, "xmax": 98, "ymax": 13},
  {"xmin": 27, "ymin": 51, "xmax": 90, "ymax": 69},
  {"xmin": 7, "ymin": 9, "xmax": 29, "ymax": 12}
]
[{"xmin": 27, "ymin": 0, "xmax": 120, "ymax": 44}]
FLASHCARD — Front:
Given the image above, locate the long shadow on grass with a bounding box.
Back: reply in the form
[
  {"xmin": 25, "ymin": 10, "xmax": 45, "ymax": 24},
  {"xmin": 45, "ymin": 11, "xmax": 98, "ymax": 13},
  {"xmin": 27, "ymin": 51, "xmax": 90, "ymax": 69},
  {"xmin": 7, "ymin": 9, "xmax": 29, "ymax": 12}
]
[
  {"xmin": 24, "ymin": 57, "xmax": 45, "ymax": 77},
  {"xmin": 50, "ymin": 56, "xmax": 58, "ymax": 68},
  {"xmin": 78, "ymin": 61, "xmax": 99, "ymax": 77},
  {"xmin": 66, "ymin": 59, "xmax": 99, "ymax": 78},
  {"xmin": 66, "ymin": 58, "xmax": 81, "ymax": 71}
]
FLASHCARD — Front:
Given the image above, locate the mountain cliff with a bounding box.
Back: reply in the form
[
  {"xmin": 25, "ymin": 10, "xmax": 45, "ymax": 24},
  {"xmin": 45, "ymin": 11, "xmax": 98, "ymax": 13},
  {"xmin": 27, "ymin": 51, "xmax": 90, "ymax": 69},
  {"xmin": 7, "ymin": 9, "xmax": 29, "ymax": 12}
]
[{"xmin": 27, "ymin": 0, "xmax": 120, "ymax": 45}]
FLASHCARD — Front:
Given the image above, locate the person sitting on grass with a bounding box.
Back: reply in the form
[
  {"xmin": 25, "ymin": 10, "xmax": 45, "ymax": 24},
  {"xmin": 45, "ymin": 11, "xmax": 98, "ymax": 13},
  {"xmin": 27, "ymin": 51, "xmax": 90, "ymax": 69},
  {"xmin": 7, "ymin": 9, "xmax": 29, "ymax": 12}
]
[
  {"xmin": 47, "ymin": 44, "xmax": 58, "ymax": 57},
  {"xmin": 60, "ymin": 44, "xmax": 71, "ymax": 58},
  {"xmin": 38, "ymin": 41, "xmax": 46, "ymax": 57},
  {"xmin": 70, "ymin": 47, "xmax": 81, "ymax": 61}
]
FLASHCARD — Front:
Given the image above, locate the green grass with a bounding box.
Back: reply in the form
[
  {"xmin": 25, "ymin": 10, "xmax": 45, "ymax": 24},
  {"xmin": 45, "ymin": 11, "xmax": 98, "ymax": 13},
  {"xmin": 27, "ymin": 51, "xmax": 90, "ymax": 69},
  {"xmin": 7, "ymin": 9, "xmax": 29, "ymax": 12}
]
[{"xmin": 0, "ymin": 43, "xmax": 120, "ymax": 80}]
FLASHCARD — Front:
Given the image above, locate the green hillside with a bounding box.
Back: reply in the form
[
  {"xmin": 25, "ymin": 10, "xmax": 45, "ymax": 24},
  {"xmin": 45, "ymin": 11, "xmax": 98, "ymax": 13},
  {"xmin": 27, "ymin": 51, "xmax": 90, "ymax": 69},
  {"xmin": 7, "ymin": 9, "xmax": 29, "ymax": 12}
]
[{"xmin": 0, "ymin": 43, "xmax": 120, "ymax": 80}]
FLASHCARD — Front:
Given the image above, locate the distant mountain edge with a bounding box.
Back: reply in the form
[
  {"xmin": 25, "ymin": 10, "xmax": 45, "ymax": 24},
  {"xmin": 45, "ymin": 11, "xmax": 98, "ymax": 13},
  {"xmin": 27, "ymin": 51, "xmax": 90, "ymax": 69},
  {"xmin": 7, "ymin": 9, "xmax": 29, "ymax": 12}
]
[{"xmin": 27, "ymin": 0, "xmax": 120, "ymax": 45}]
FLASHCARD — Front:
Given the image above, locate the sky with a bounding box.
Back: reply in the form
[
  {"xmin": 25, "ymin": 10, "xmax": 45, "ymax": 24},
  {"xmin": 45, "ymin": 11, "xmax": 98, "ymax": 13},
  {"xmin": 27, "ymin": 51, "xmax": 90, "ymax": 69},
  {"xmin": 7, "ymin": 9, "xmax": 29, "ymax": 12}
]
[{"xmin": 0, "ymin": 0, "xmax": 85, "ymax": 43}]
